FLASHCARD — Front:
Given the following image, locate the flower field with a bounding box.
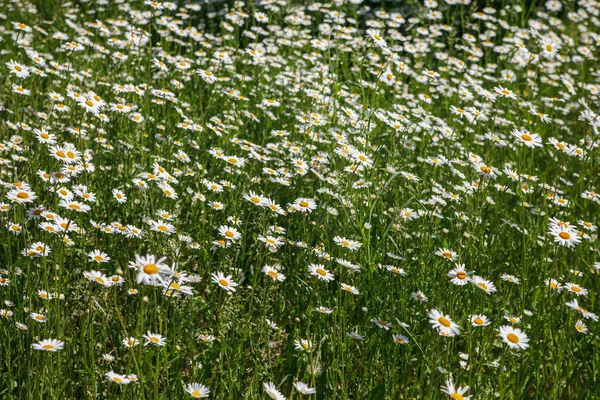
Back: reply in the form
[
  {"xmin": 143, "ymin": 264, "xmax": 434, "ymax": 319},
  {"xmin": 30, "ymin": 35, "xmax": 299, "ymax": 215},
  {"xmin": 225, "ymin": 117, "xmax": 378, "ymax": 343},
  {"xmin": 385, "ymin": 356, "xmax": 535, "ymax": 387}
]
[{"xmin": 0, "ymin": 0, "xmax": 599, "ymax": 398}]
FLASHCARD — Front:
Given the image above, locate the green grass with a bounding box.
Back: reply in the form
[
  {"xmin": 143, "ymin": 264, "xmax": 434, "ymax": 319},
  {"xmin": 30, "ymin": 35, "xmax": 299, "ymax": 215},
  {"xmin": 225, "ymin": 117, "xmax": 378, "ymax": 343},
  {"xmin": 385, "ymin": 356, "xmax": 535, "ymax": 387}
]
[{"xmin": 0, "ymin": 0, "xmax": 599, "ymax": 398}]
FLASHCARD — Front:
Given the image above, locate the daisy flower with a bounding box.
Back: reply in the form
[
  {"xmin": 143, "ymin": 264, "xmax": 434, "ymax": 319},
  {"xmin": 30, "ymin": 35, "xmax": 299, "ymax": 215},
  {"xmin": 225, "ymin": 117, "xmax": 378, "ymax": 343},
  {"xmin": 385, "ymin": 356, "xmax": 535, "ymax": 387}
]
[
  {"xmin": 470, "ymin": 314, "xmax": 491, "ymax": 327},
  {"xmin": 262, "ymin": 265, "xmax": 286, "ymax": 282},
  {"xmin": 436, "ymin": 248, "xmax": 457, "ymax": 261},
  {"xmin": 512, "ymin": 128, "xmax": 543, "ymax": 148},
  {"xmin": 549, "ymin": 225, "xmax": 581, "ymax": 248},
  {"xmin": 112, "ymin": 189, "xmax": 127, "ymax": 204},
  {"xmin": 184, "ymin": 383, "xmax": 210, "ymax": 398},
  {"xmin": 219, "ymin": 225, "xmax": 241, "ymax": 241},
  {"xmin": 448, "ymin": 264, "xmax": 472, "ymax": 285},
  {"xmin": 440, "ymin": 377, "xmax": 471, "ymax": 399},
  {"xmin": 6, "ymin": 60, "xmax": 30, "ymax": 78},
  {"xmin": 32, "ymin": 338, "xmax": 64, "ymax": 352},
  {"xmin": 471, "ymin": 275, "xmax": 497, "ymax": 294},
  {"xmin": 565, "ymin": 283, "xmax": 588, "ymax": 296},
  {"xmin": 143, "ymin": 331, "xmax": 166, "ymax": 346},
  {"xmin": 291, "ymin": 198, "xmax": 317, "ymax": 213},
  {"xmin": 309, "ymin": 264, "xmax": 334, "ymax": 281},
  {"xmin": 211, "ymin": 272, "xmax": 238, "ymax": 292},
  {"xmin": 565, "ymin": 299, "xmax": 598, "ymax": 321},
  {"xmin": 263, "ymin": 382, "xmax": 285, "ymax": 400},
  {"xmin": 88, "ymin": 250, "xmax": 110, "ymax": 263},
  {"xmin": 294, "ymin": 339, "xmax": 312, "ymax": 351},
  {"xmin": 105, "ymin": 371, "xmax": 130, "ymax": 385},
  {"xmin": 122, "ymin": 337, "xmax": 140, "ymax": 348},
  {"xmin": 392, "ymin": 334, "xmax": 409, "ymax": 344},
  {"xmin": 366, "ymin": 28, "xmax": 387, "ymax": 48},
  {"xmin": 340, "ymin": 283, "xmax": 359, "ymax": 294},
  {"xmin": 129, "ymin": 254, "xmax": 170, "ymax": 285},
  {"xmin": 499, "ymin": 326, "xmax": 529, "ymax": 350},
  {"xmin": 429, "ymin": 309, "xmax": 460, "ymax": 335},
  {"xmin": 293, "ymin": 381, "xmax": 316, "ymax": 395},
  {"xmin": 575, "ymin": 320, "xmax": 588, "ymax": 334},
  {"xmin": 333, "ymin": 236, "xmax": 362, "ymax": 251}
]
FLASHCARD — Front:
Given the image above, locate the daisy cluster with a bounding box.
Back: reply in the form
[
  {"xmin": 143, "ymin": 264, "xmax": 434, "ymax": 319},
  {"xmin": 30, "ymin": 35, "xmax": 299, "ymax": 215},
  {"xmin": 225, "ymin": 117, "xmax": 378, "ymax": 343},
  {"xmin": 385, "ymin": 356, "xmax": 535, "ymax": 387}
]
[{"xmin": 0, "ymin": 0, "xmax": 599, "ymax": 398}]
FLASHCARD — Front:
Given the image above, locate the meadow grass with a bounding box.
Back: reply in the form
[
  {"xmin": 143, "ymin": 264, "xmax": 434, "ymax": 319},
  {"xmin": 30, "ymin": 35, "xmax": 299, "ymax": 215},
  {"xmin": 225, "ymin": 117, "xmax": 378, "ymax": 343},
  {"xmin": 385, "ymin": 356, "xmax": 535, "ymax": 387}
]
[{"xmin": 0, "ymin": 0, "xmax": 599, "ymax": 398}]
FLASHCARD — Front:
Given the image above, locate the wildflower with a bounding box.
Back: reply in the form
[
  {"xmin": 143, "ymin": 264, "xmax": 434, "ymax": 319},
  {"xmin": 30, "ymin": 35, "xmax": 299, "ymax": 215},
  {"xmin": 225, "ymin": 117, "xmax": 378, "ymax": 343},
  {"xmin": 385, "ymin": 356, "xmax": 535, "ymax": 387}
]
[
  {"xmin": 372, "ymin": 317, "xmax": 392, "ymax": 330},
  {"xmin": 575, "ymin": 320, "xmax": 587, "ymax": 334},
  {"xmin": 499, "ymin": 326, "xmax": 529, "ymax": 350},
  {"xmin": 184, "ymin": 383, "xmax": 210, "ymax": 398},
  {"xmin": 512, "ymin": 128, "xmax": 543, "ymax": 148},
  {"xmin": 440, "ymin": 377, "xmax": 471, "ymax": 399},
  {"xmin": 219, "ymin": 225, "xmax": 241, "ymax": 241},
  {"xmin": 333, "ymin": 236, "xmax": 362, "ymax": 250},
  {"xmin": 211, "ymin": 272, "xmax": 238, "ymax": 292},
  {"xmin": 429, "ymin": 309, "xmax": 460, "ymax": 335},
  {"xmin": 122, "ymin": 337, "xmax": 140, "ymax": 348},
  {"xmin": 392, "ymin": 334, "xmax": 409, "ymax": 344},
  {"xmin": 32, "ymin": 339, "xmax": 64, "ymax": 352},
  {"xmin": 309, "ymin": 264, "xmax": 334, "ymax": 281},
  {"xmin": 436, "ymin": 248, "xmax": 457, "ymax": 261},
  {"xmin": 550, "ymin": 225, "xmax": 581, "ymax": 248},
  {"xmin": 143, "ymin": 331, "xmax": 166, "ymax": 346},
  {"xmin": 105, "ymin": 371, "xmax": 130, "ymax": 385},
  {"xmin": 112, "ymin": 189, "xmax": 127, "ymax": 204},
  {"xmin": 262, "ymin": 265, "xmax": 286, "ymax": 282},
  {"xmin": 565, "ymin": 299, "xmax": 599, "ymax": 321},
  {"xmin": 129, "ymin": 254, "xmax": 170, "ymax": 285},
  {"xmin": 293, "ymin": 381, "xmax": 316, "ymax": 395},
  {"xmin": 565, "ymin": 283, "xmax": 588, "ymax": 296},
  {"xmin": 471, "ymin": 276, "xmax": 497, "ymax": 294},
  {"xmin": 263, "ymin": 382, "xmax": 285, "ymax": 400},
  {"xmin": 6, "ymin": 60, "xmax": 30, "ymax": 78},
  {"xmin": 367, "ymin": 29, "xmax": 387, "ymax": 48},
  {"xmin": 294, "ymin": 339, "xmax": 312, "ymax": 351},
  {"xmin": 470, "ymin": 314, "xmax": 491, "ymax": 327},
  {"xmin": 448, "ymin": 264, "xmax": 471, "ymax": 286},
  {"xmin": 291, "ymin": 198, "xmax": 317, "ymax": 213},
  {"xmin": 340, "ymin": 283, "xmax": 359, "ymax": 294},
  {"xmin": 88, "ymin": 250, "xmax": 110, "ymax": 263}
]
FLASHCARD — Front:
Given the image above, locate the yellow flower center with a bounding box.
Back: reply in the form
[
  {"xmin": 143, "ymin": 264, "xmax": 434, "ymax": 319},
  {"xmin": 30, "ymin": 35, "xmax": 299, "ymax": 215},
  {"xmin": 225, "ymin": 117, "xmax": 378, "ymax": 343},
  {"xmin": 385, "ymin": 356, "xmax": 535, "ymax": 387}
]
[
  {"xmin": 507, "ymin": 333, "xmax": 519, "ymax": 343},
  {"xmin": 143, "ymin": 264, "xmax": 159, "ymax": 274},
  {"xmin": 219, "ymin": 279, "xmax": 229, "ymax": 287},
  {"xmin": 438, "ymin": 316, "xmax": 451, "ymax": 327},
  {"xmin": 559, "ymin": 232, "xmax": 571, "ymax": 240}
]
